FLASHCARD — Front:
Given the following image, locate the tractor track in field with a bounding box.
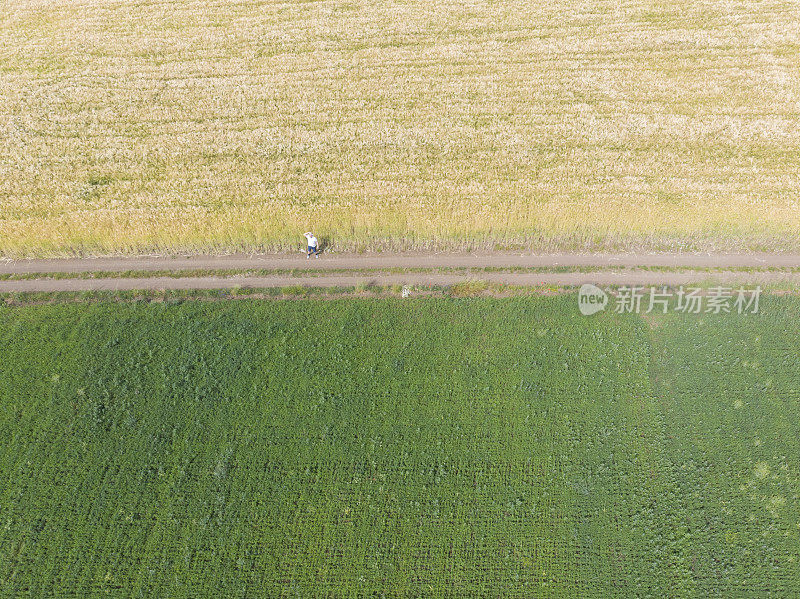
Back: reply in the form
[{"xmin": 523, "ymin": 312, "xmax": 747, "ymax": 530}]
[{"xmin": 3, "ymin": 252, "xmax": 800, "ymax": 292}]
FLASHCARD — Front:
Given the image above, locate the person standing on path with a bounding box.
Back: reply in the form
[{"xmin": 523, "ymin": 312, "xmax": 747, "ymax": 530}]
[{"xmin": 304, "ymin": 232, "xmax": 319, "ymax": 258}]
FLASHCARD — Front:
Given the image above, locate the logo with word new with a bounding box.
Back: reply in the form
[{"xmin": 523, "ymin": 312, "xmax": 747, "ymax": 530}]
[
  {"xmin": 578, "ymin": 284, "xmax": 608, "ymax": 315},
  {"xmin": 577, "ymin": 284, "xmax": 761, "ymax": 315}
]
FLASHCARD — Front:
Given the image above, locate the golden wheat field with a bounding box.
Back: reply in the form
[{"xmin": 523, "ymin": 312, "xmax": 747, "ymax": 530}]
[{"xmin": 1, "ymin": 0, "xmax": 799, "ymax": 257}]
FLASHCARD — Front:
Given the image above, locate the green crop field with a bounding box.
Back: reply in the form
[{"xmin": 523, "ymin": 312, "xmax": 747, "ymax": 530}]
[
  {"xmin": 2, "ymin": 0, "xmax": 799, "ymax": 256},
  {"xmin": 2, "ymin": 297, "xmax": 800, "ymax": 596}
]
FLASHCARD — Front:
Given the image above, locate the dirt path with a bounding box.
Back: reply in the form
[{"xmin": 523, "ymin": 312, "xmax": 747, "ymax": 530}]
[
  {"xmin": 4, "ymin": 252, "xmax": 800, "ymax": 274},
  {"xmin": 2, "ymin": 252, "xmax": 800, "ymax": 292}
]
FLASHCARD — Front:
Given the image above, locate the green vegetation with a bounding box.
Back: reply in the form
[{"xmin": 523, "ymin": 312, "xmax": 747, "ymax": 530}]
[
  {"xmin": 1, "ymin": 297, "xmax": 800, "ymax": 596},
  {"xmin": 4, "ymin": 264, "xmax": 800, "ymax": 283}
]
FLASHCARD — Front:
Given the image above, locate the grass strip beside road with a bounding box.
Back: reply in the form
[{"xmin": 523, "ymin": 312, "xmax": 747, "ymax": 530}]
[{"xmin": 5, "ymin": 265, "xmax": 800, "ymax": 282}]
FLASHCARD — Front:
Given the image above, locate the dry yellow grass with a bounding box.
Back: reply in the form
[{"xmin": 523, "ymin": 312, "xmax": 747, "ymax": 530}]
[{"xmin": 1, "ymin": 0, "xmax": 799, "ymax": 257}]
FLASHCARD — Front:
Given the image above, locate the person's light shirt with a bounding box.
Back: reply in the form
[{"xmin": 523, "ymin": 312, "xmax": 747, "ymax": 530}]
[{"xmin": 307, "ymin": 235, "xmax": 318, "ymax": 247}]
